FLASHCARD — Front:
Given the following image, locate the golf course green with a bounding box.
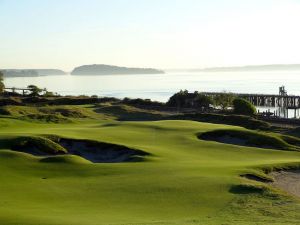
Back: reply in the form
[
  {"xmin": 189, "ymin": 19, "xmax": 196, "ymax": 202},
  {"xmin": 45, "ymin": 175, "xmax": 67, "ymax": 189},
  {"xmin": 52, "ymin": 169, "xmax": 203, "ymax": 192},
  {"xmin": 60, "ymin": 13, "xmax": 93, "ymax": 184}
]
[{"xmin": 1, "ymin": 104, "xmax": 300, "ymax": 225}]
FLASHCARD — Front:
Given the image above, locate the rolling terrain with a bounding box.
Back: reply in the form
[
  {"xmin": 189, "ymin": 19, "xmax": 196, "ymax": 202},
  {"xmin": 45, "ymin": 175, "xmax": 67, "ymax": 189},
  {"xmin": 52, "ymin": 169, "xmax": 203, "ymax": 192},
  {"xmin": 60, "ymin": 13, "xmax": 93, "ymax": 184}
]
[{"xmin": 1, "ymin": 104, "xmax": 300, "ymax": 225}]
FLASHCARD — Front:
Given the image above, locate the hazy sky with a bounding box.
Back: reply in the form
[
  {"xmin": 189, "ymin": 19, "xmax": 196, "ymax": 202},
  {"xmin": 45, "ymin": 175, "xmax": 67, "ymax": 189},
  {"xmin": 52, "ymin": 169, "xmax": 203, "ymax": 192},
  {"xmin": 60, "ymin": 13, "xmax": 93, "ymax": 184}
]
[{"xmin": 1, "ymin": 0, "xmax": 300, "ymax": 70}]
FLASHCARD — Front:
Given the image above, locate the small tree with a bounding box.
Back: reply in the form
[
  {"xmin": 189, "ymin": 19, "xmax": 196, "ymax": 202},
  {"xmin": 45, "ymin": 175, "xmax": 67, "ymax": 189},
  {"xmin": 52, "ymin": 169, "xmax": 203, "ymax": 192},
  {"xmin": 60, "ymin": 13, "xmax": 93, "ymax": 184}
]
[
  {"xmin": 27, "ymin": 85, "xmax": 43, "ymax": 96},
  {"xmin": 214, "ymin": 93, "xmax": 235, "ymax": 110},
  {"xmin": 167, "ymin": 89, "xmax": 189, "ymax": 108},
  {"xmin": 194, "ymin": 94, "xmax": 214, "ymax": 109},
  {"xmin": 233, "ymin": 98, "xmax": 256, "ymax": 116},
  {"xmin": 0, "ymin": 71, "xmax": 4, "ymax": 94}
]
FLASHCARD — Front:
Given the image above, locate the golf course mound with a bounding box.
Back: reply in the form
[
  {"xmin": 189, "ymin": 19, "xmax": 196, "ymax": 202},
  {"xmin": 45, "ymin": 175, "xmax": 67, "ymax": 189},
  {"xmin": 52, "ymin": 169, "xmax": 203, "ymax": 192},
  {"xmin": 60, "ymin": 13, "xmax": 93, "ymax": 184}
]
[
  {"xmin": 58, "ymin": 138, "xmax": 150, "ymax": 163},
  {"xmin": 40, "ymin": 155, "xmax": 91, "ymax": 164},
  {"xmin": 198, "ymin": 129, "xmax": 300, "ymax": 151},
  {"xmin": 24, "ymin": 114, "xmax": 72, "ymax": 123},
  {"xmin": 94, "ymin": 103, "xmax": 167, "ymax": 121},
  {"xmin": 0, "ymin": 105, "xmax": 99, "ymax": 122},
  {"xmin": 9, "ymin": 136, "xmax": 150, "ymax": 163},
  {"xmin": 241, "ymin": 173, "xmax": 273, "ymax": 183},
  {"xmin": 11, "ymin": 136, "xmax": 68, "ymax": 156}
]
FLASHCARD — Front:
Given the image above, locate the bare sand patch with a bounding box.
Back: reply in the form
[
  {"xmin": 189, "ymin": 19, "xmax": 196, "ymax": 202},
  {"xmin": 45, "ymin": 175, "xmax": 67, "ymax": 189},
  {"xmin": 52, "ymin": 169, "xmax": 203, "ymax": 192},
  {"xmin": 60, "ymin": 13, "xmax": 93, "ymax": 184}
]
[{"xmin": 270, "ymin": 170, "xmax": 300, "ymax": 198}]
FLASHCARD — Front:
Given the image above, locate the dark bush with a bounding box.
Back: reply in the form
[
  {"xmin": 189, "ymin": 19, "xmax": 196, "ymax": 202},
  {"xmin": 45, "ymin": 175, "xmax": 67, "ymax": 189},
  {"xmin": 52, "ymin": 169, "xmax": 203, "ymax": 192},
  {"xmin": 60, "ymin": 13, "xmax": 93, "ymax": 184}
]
[
  {"xmin": 233, "ymin": 98, "xmax": 256, "ymax": 116},
  {"xmin": 122, "ymin": 97, "xmax": 164, "ymax": 107},
  {"xmin": 167, "ymin": 90, "xmax": 213, "ymax": 109},
  {"xmin": 0, "ymin": 97, "xmax": 24, "ymax": 106}
]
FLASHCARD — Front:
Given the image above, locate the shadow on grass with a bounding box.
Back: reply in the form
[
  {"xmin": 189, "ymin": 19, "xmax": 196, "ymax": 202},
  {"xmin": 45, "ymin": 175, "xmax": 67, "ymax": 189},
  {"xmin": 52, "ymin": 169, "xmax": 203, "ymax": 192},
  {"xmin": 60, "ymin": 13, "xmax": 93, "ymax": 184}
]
[{"xmin": 229, "ymin": 184, "xmax": 266, "ymax": 194}]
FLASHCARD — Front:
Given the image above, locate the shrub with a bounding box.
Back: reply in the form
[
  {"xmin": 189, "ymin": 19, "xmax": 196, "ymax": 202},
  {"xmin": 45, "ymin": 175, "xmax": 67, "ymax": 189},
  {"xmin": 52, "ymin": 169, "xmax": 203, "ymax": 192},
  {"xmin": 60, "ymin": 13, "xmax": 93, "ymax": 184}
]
[
  {"xmin": 233, "ymin": 98, "xmax": 256, "ymax": 116},
  {"xmin": 122, "ymin": 97, "xmax": 164, "ymax": 107},
  {"xmin": 167, "ymin": 90, "xmax": 213, "ymax": 109},
  {"xmin": 27, "ymin": 85, "xmax": 43, "ymax": 96}
]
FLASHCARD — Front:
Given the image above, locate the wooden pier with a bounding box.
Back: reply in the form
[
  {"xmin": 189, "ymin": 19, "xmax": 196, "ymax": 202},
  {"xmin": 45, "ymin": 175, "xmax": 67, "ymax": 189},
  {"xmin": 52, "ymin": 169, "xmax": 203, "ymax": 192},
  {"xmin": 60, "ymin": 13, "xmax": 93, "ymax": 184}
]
[
  {"xmin": 4, "ymin": 87, "xmax": 31, "ymax": 96},
  {"xmin": 201, "ymin": 92, "xmax": 300, "ymax": 109},
  {"xmin": 202, "ymin": 87, "xmax": 300, "ymax": 108},
  {"xmin": 237, "ymin": 93, "xmax": 300, "ymax": 108},
  {"xmin": 202, "ymin": 86, "xmax": 300, "ymax": 119}
]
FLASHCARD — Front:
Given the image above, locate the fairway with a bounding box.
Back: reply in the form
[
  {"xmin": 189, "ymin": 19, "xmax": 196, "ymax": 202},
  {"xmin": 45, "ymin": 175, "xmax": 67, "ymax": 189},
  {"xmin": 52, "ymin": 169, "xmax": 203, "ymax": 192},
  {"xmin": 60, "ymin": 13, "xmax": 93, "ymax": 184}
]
[{"xmin": 1, "ymin": 116, "xmax": 300, "ymax": 225}]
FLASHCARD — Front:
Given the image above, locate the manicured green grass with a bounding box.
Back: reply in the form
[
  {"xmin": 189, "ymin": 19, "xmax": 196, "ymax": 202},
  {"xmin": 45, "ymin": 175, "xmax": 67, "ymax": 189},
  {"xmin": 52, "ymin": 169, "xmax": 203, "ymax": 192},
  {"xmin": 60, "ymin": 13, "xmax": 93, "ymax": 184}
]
[{"xmin": 1, "ymin": 112, "xmax": 300, "ymax": 224}]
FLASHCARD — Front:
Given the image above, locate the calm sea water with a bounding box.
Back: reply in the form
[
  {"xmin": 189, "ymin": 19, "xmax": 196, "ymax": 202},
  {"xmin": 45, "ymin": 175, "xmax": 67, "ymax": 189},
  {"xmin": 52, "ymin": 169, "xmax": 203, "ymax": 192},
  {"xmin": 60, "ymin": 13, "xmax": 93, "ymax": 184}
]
[{"xmin": 3, "ymin": 71, "xmax": 300, "ymax": 102}]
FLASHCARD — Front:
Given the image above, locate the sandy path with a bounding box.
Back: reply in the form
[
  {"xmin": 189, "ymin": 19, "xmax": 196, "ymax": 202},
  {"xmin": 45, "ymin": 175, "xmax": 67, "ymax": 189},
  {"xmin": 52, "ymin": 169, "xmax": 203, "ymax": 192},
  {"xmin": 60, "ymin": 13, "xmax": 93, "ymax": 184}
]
[{"xmin": 270, "ymin": 170, "xmax": 300, "ymax": 198}]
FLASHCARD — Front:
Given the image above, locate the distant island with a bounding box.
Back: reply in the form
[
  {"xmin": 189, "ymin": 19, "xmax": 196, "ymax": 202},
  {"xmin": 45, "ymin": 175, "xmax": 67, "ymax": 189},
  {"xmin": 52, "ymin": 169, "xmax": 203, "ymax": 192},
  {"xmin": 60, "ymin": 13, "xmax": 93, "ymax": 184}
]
[
  {"xmin": 1, "ymin": 69, "xmax": 66, "ymax": 77},
  {"xmin": 191, "ymin": 64, "xmax": 300, "ymax": 72},
  {"xmin": 71, "ymin": 64, "xmax": 165, "ymax": 75}
]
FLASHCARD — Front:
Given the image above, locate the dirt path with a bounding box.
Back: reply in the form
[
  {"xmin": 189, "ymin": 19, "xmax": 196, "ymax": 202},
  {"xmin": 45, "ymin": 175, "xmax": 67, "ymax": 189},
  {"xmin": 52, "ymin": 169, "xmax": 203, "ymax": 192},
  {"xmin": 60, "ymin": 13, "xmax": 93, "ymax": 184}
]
[{"xmin": 270, "ymin": 170, "xmax": 300, "ymax": 198}]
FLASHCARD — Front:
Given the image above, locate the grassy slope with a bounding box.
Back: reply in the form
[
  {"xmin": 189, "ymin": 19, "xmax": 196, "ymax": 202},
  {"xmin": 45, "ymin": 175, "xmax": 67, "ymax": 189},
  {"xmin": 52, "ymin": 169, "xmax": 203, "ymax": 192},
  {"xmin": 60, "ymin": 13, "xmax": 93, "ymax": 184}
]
[{"xmin": 1, "ymin": 115, "xmax": 300, "ymax": 224}]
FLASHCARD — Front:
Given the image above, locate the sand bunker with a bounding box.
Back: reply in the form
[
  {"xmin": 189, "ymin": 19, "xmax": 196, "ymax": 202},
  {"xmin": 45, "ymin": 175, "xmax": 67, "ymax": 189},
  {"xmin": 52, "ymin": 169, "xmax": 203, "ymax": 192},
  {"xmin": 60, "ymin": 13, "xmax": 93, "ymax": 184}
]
[
  {"xmin": 270, "ymin": 170, "xmax": 300, "ymax": 198},
  {"xmin": 198, "ymin": 130, "xmax": 294, "ymax": 150},
  {"xmin": 11, "ymin": 137, "xmax": 149, "ymax": 163},
  {"xmin": 58, "ymin": 139, "xmax": 149, "ymax": 163}
]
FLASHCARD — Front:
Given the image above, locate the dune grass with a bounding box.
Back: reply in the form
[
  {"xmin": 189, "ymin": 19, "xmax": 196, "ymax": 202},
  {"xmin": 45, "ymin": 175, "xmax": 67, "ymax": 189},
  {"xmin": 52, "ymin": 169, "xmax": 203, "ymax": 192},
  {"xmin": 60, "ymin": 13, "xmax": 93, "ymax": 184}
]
[
  {"xmin": 0, "ymin": 105, "xmax": 105, "ymax": 122},
  {"xmin": 0, "ymin": 109, "xmax": 300, "ymax": 224}
]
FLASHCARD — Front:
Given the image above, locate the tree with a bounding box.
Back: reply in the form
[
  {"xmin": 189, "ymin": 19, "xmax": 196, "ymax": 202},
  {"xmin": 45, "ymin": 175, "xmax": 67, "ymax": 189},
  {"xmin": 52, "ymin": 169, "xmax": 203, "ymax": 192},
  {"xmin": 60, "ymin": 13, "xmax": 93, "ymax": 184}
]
[
  {"xmin": 214, "ymin": 93, "xmax": 235, "ymax": 110},
  {"xmin": 0, "ymin": 71, "xmax": 4, "ymax": 94},
  {"xmin": 167, "ymin": 90, "xmax": 190, "ymax": 108},
  {"xmin": 233, "ymin": 98, "xmax": 256, "ymax": 116},
  {"xmin": 194, "ymin": 94, "xmax": 214, "ymax": 108},
  {"xmin": 27, "ymin": 85, "xmax": 43, "ymax": 96}
]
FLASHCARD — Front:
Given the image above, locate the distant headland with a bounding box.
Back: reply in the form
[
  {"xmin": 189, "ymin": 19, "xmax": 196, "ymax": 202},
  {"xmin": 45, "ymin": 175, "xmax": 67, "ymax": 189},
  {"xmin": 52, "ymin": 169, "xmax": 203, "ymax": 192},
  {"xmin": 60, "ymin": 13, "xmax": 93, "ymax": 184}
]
[
  {"xmin": 1, "ymin": 69, "xmax": 66, "ymax": 77},
  {"xmin": 191, "ymin": 64, "xmax": 300, "ymax": 72},
  {"xmin": 71, "ymin": 64, "xmax": 165, "ymax": 75}
]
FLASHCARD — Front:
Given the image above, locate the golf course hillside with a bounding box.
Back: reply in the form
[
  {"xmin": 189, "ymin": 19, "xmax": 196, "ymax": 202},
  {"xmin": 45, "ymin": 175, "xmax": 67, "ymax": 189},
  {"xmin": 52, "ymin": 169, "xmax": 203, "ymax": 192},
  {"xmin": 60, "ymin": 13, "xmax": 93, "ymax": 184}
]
[
  {"xmin": 1, "ymin": 103, "xmax": 300, "ymax": 225},
  {"xmin": 198, "ymin": 129, "xmax": 300, "ymax": 151}
]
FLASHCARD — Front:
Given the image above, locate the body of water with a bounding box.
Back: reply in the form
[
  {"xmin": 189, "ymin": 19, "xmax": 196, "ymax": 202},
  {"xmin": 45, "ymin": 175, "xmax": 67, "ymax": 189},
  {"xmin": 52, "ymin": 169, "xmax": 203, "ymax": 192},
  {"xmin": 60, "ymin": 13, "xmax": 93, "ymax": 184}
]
[{"xmin": 3, "ymin": 71, "xmax": 300, "ymax": 102}]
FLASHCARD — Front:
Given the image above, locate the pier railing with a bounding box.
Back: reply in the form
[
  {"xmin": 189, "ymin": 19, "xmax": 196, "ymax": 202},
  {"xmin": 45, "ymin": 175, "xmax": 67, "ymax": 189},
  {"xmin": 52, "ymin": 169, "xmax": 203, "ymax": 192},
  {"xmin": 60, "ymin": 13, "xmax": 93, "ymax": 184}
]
[{"xmin": 201, "ymin": 92, "xmax": 300, "ymax": 109}]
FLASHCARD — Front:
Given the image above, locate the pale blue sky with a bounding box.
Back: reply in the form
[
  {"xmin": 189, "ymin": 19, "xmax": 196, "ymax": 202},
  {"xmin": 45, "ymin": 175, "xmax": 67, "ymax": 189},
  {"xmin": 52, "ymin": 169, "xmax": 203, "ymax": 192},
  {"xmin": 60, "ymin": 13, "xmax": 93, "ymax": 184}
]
[{"xmin": 1, "ymin": 0, "xmax": 300, "ymax": 70}]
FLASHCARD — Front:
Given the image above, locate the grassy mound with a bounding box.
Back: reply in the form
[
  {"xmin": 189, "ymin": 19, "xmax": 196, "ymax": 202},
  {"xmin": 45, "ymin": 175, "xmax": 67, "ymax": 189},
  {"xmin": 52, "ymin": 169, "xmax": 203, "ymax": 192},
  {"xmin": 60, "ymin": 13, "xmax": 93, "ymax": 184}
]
[
  {"xmin": 171, "ymin": 113, "xmax": 270, "ymax": 130},
  {"xmin": 48, "ymin": 136, "xmax": 151, "ymax": 163},
  {"xmin": 40, "ymin": 155, "xmax": 91, "ymax": 164},
  {"xmin": 11, "ymin": 136, "xmax": 67, "ymax": 155},
  {"xmin": 241, "ymin": 173, "xmax": 273, "ymax": 183},
  {"xmin": 0, "ymin": 105, "xmax": 100, "ymax": 122},
  {"xmin": 23, "ymin": 114, "xmax": 71, "ymax": 123},
  {"xmin": 198, "ymin": 129, "xmax": 300, "ymax": 151},
  {"xmin": 94, "ymin": 103, "xmax": 168, "ymax": 121}
]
